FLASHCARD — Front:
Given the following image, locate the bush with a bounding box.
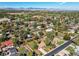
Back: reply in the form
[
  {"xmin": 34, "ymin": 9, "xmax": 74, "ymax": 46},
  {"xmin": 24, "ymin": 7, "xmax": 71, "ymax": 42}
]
[{"xmin": 74, "ymin": 39, "xmax": 79, "ymax": 46}]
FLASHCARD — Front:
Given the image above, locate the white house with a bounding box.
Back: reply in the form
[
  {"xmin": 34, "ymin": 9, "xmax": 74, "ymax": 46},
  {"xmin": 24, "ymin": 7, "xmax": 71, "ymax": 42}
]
[
  {"xmin": 46, "ymin": 28, "xmax": 53, "ymax": 32},
  {"xmin": 0, "ymin": 18, "xmax": 10, "ymax": 22}
]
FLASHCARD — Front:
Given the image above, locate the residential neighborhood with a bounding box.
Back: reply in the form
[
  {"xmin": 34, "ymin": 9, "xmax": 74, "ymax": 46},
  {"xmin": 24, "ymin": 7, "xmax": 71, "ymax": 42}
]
[{"xmin": 0, "ymin": 2, "xmax": 79, "ymax": 56}]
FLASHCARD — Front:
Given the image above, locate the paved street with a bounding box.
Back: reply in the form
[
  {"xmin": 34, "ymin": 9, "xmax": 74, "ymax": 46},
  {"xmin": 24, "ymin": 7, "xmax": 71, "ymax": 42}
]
[{"xmin": 44, "ymin": 34, "xmax": 79, "ymax": 56}]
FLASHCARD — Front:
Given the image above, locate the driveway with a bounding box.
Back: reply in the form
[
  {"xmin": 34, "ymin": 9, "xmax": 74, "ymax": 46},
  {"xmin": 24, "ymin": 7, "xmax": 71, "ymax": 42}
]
[{"xmin": 38, "ymin": 48, "xmax": 47, "ymax": 54}]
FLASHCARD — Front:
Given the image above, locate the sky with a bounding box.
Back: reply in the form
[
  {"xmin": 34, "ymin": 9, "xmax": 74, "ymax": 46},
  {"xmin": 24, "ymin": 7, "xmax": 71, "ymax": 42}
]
[{"xmin": 0, "ymin": 2, "xmax": 79, "ymax": 10}]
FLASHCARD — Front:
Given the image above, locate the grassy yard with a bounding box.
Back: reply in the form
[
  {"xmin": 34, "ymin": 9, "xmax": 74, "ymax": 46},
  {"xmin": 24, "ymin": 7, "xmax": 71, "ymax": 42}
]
[
  {"xmin": 66, "ymin": 46, "xmax": 75, "ymax": 55},
  {"xmin": 28, "ymin": 40, "xmax": 38, "ymax": 50},
  {"xmin": 27, "ymin": 51, "xmax": 33, "ymax": 56},
  {"xmin": 57, "ymin": 40, "xmax": 64, "ymax": 45},
  {"xmin": 18, "ymin": 47, "xmax": 26, "ymax": 53},
  {"xmin": 44, "ymin": 45, "xmax": 53, "ymax": 52}
]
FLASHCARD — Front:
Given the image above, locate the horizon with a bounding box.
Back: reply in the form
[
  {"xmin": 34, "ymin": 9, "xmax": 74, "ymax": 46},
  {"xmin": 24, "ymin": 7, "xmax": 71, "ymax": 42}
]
[{"xmin": 0, "ymin": 2, "xmax": 79, "ymax": 10}]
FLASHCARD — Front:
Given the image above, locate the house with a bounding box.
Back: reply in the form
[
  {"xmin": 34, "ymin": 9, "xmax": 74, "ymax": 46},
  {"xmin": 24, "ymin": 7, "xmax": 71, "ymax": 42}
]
[
  {"xmin": 0, "ymin": 40, "xmax": 13, "ymax": 48},
  {"xmin": 45, "ymin": 28, "xmax": 53, "ymax": 32},
  {"xmin": 68, "ymin": 29, "xmax": 75, "ymax": 33},
  {"xmin": 7, "ymin": 47, "xmax": 18, "ymax": 56},
  {"xmin": 0, "ymin": 40, "xmax": 18, "ymax": 56},
  {"xmin": 1, "ymin": 46, "xmax": 18, "ymax": 56},
  {"xmin": 0, "ymin": 18, "xmax": 10, "ymax": 22},
  {"xmin": 0, "ymin": 34, "xmax": 2, "ymax": 38},
  {"xmin": 37, "ymin": 26, "xmax": 41, "ymax": 29},
  {"xmin": 27, "ymin": 34, "xmax": 32, "ymax": 38},
  {"xmin": 49, "ymin": 23, "xmax": 54, "ymax": 27},
  {"xmin": 25, "ymin": 34, "xmax": 33, "ymax": 40},
  {"xmin": 2, "ymin": 40, "xmax": 13, "ymax": 47}
]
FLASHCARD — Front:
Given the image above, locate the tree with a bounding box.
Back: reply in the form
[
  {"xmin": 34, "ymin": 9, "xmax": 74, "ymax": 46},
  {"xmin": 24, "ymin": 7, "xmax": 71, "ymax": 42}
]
[
  {"xmin": 32, "ymin": 51, "xmax": 37, "ymax": 56},
  {"xmin": 0, "ymin": 33, "xmax": 9, "ymax": 43},
  {"xmin": 24, "ymin": 15, "xmax": 31, "ymax": 21},
  {"xmin": 63, "ymin": 33, "xmax": 71, "ymax": 40},
  {"xmin": 12, "ymin": 38, "xmax": 23, "ymax": 46},
  {"xmin": 74, "ymin": 39, "xmax": 79, "ymax": 46},
  {"xmin": 44, "ymin": 38, "xmax": 51, "ymax": 46},
  {"xmin": 45, "ymin": 32, "xmax": 54, "ymax": 46},
  {"xmin": 41, "ymin": 24, "xmax": 45, "ymax": 28},
  {"xmin": 33, "ymin": 22, "xmax": 37, "ymax": 28},
  {"xmin": 46, "ymin": 32, "xmax": 54, "ymax": 41},
  {"xmin": 0, "ymin": 38, "xmax": 4, "ymax": 43},
  {"xmin": 12, "ymin": 38, "xmax": 18, "ymax": 46},
  {"xmin": 75, "ymin": 29, "xmax": 78, "ymax": 33}
]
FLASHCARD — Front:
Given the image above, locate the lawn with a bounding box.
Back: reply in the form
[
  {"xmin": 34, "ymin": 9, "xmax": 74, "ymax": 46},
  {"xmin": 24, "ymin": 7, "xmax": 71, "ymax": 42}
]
[
  {"xmin": 27, "ymin": 51, "xmax": 33, "ymax": 56},
  {"xmin": 57, "ymin": 40, "xmax": 64, "ymax": 45},
  {"xmin": 44, "ymin": 45, "xmax": 53, "ymax": 52},
  {"xmin": 66, "ymin": 46, "xmax": 75, "ymax": 55},
  {"xmin": 28, "ymin": 40, "xmax": 38, "ymax": 50},
  {"xmin": 18, "ymin": 47, "xmax": 26, "ymax": 53}
]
